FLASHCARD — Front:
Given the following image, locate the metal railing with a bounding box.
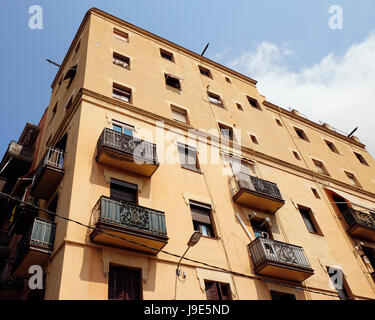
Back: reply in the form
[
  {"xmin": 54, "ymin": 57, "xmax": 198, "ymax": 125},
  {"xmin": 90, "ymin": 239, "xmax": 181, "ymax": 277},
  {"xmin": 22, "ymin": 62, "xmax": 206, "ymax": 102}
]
[
  {"xmin": 248, "ymin": 237, "xmax": 312, "ymax": 270},
  {"xmin": 97, "ymin": 128, "xmax": 158, "ymax": 165},
  {"xmin": 341, "ymin": 207, "xmax": 375, "ymax": 230},
  {"xmin": 32, "ymin": 147, "xmax": 64, "ymax": 187},
  {"xmin": 92, "ymin": 196, "xmax": 167, "ymax": 237},
  {"xmin": 229, "ymin": 172, "xmax": 283, "ymax": 201}
]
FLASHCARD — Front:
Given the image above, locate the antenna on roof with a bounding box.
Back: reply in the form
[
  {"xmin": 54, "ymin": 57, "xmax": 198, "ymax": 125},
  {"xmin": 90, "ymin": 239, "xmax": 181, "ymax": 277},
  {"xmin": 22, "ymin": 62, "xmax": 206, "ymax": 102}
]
[
  {"xmin": 46, "ymin": 59, "xmax": 61, "ymax": 68},
  {"xmin": 347, "ymin": 127, "xmax": 359, "ymax": 138},
  {"xmin": 200, "ymin": 43, "xmax": 209, "ymax": 56}
]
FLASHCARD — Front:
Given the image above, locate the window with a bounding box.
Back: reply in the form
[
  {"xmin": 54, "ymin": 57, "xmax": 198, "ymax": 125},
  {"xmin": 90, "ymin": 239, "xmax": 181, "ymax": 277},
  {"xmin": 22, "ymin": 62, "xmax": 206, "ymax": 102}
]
[
  {"xmin": 50, "ymin": 102, "xmax": 58, "ymax": 122},
  {"xmin": 225, "ymin": 77, "xmax": 231, "ymax": 83},
  {"xmin": 207, "ymin": 92, "xmax": 224, "ymax": 107},
  {"xmin": 160, "ymin": 48, "xmax": 174, "ymax": 62},
  {"xmin": 312, "ymin": 159, "xmax": 329, "ymax": 176},
  {"xmin": 250, "ymin": 135, "xmax": 258, "ymax": 144},
  {"xmin": 113, "ymin": 28, "xmax": 129, "ymax": 42},
  {"xmin": 199, "ymin": 66, "xmax": 213, "ymax": 79},
  {"xmin": 293, "ymin": 151, "xmax": 301, "ymax": 160},
  {"xmin": 110, "ymin": 179, "xmax": 138, "ymax": 203},
  {"xmin": 354, "ymin": 152, "xmax": 369, "ymax": 166},
  {"xmin": 247, "ymin": 96, "xmax": 261, "ymax": 110},
  {"xmin": 236, "ymin": 103, "xmax": 243, "ymax": 111},
  {"xmin": 64, "ymin": 65, "xmax": 77, "ymax": 88},
  {"xmin": 325, "ymin": 140, "xmax": 340, "ymax": 154},
  {"xmin": 171, "ymin": 105, "xmax": 188, "ymax": 124},
  {"xmin": 177, "ymin": 144, "xmax": 200, "ymax": 172},
  {"xmin": 113, "ymin": 52, "xmax": 130, "ymax": 69},
  {"xmin": 327, "ymin": 267, "xmax": 352, "ymax": 300},
  {"xmin": 165, "ymin": 74, "xmax": 181, "ymax": 90},
  {"xmin": 299, "ymin": 206, "xmax": 322, "ymax": 235},
  {"xmin": 205, "ymin": 281, "xmax": 232, "ymax": 300},
  {"xmin": 218, "ymin": 123, "xmax": 234, "ymax": 141},
  {"xmin": 345, "ymin": 171, "xmax": 361, "ymax": 187},
  {"xmin": 190, "ymin": 201, "xmax": 215, "ymax": 238},
  {"xmin": 113, "ymin": 83, "xmax": 132, "ymax": 103},
  {"xmin": 311, "ymin": 188, "xmax": 321, "ymax": 199},
  {"xmin": 250, "ymin": 219, "xmax": 272, "ymax": 239},
  {"xmin": 65, "ymin": 95, "xmax": 73, "ymax": 111},
  {"xmin": 294, "ymin": 127, "xmax": 309, "ymax": 142},
  {"xmin": 275, "ymin": 118, "xmax": 283, "ymax": 127},
  {"xmin": 112, "ymin": 121, "xmax": 134, "ymax": 136},
  {"xmin": 108, "ymin": 266, "xmax": 142, "ymax": 300},
  {"xmin": 270, "ymin": 291, "xmax": 296, "ymax": 300}
]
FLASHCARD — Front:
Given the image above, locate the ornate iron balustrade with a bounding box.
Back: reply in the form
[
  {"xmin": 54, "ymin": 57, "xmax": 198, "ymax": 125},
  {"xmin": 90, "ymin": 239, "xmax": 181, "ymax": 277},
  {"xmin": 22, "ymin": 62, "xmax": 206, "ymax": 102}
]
[
  {"xmin": 230, "ymin": 172, "xmax": 283, "ymax": 201},
  {"xmin": 92, "ymin": 196, "xmax": 167, "ymax": 237},
  {"xmin": 97, "ymin": 128, "xmax": 158, "ymax": 165},
  {"xmin": 248, "ymin": 237, "xmax": 312, "ymax": 270},
  {"xmin": 341, "ymin": 207, "xmax": 375, "ymax": 230},
  {"xmin": 13, "ymin": 218, "xmax": 56, "ymax": 271}
]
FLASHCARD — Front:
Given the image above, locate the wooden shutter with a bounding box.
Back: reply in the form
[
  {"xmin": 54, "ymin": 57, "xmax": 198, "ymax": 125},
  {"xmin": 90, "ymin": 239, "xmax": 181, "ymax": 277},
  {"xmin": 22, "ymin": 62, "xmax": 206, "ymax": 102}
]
[
  {"xmin": 205, "ymin": 281, "xmax": 220, "ymax": 300},
  {"xmin": 172, "ymin": 108, "xmax": 187, "ymax": 123},
  {"xmin": 270, "ymin": 290, "xmax": 296, "ymax": 300},
  {"xmin": 110, "ymin": 179, "xmax": 137, "ymax": 203},
  {"xmin": 190, "ymin": 201, "xmax": 211, "ymax": 224},
  {"xmin": 108, "ymin": 266, "xmax": 142, "ymax": 300},
  {"xmin": 218, "ymin": 283, "xmax": 232, "ymax": 300}
]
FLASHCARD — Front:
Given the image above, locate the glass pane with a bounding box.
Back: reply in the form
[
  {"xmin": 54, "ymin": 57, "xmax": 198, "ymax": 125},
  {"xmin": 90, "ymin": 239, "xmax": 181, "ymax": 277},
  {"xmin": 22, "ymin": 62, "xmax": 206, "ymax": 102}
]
[
  {"xmin": 123, "ymin": 127, "xmax": 133, "ymax": 137},
  {"xmin": 113, "ymin": 124, "xmax": 122, "ymax": 133}
]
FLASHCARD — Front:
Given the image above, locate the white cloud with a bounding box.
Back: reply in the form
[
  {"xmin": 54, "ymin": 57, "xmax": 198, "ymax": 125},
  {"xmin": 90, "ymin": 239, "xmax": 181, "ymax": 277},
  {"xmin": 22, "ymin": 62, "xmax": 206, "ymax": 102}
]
[{"xmin": 227, "ymin": 32, "xmax": 375, "ymax": 156}]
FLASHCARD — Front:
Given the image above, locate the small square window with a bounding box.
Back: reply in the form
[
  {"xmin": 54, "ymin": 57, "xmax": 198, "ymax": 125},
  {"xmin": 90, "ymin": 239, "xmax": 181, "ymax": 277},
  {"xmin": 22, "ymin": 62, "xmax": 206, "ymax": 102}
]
[
  {"xmin": 250, "ymin": 135, "xmax": 258, "ymax": 144},
  {"xmin": 207, "ymin": 92, "xmax": 224, "ymax": 108},
  {"xmin": 247, "ymin": 96, "xmax": 261, "ymax": 110},
  {"xmin": 311, "ymin": 188, "xmax": 321, "ymax": 199},
  {"xmin": 354, "ymin": 152, "xmax": 369, "ymax": 166},
  {"xmin": 165, "ymin": 74, "xmax": 181, "ymax": 90},
  {"xmin": 171, "ymin": 105, "xmax": 188, "ymax": 124},
  {"xmin": 294, "ymin": 127, "xmax": 309, "ymax": 142},
  {"xmin": 160, "ymin": 49, "xmax": 174, "ymax": 62},
  {"xmin": 199, "ymin": 66, "xmax": 213, "ymax": 79},
  {"xmin": 275, "ymin": 118, "xmax": 283, "ymax": 127},
  {"xmin": 218, "ymin": 123, "xmax": 234, "ymax": 141},
  {"xmin": 325, "ymin": 140, "xmax": 339, "ymax": 154},
  {"xmin": 225, "ymin": 77, "xmax": 231, "ymax": 83},
  {"xmin": 112, "ymin": 121, "xmax": 134, "ymax": 137},
  {"xmin": 113, "ymin": 28, "xmax": 129, "ymax": 42},
  {"xmin": 312, "ymin": 159, "xmax": 329, "ymax": 176},
  {"xmin": 236, "ymin": 103, "xmax": 243, "ymax": 111},
  {"xmin": 113, "ymin": 83, "xmax": 132, "ymax": 103},
  {"xmin": 293, "ymin": 151, "xmax": 301, "ymax": 160},
  {"xmin": 113, "ymin": 52, "xmax": 130, "ymax": 69},
  {"xmin": 345, "ymin": 171, "xmax": 361, "ymax": 187}
]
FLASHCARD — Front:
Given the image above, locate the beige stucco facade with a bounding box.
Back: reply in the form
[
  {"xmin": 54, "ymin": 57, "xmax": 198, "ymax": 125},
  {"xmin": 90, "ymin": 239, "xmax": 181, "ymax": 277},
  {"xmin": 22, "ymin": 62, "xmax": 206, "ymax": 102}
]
[{"xmin": 3, "ymin": 8, "xmax": 375, "ymax": 300}]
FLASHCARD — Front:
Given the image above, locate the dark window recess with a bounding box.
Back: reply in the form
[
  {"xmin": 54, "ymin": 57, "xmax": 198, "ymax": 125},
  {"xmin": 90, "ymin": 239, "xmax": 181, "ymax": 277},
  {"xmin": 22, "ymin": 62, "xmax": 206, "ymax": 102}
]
[
  {"xmin": 332, "ymin": 195, "xmax": 350, "ymax": 215},
  {"xmin": 110, "ymin": 178, "xmax": 138, "ymax": 203},
  {"xmin": 225, "ymin": 77, "xmax": 231, "ymax": 83},
  {"xmin": 270, "ymin": 290, "xmax": 296, "ymax": 300},
  {"xmin": 311, "ymin": 188, "xmax": 321, "ymax": 199},
  {"xmin": 165, "ymin": 74, "xmax": 181, "ymax": 90},
  {"xmin": 113, "ymin": 52, "xmax": 130, "ymax": 69},
  {"xmin": 113, "ymin": 84, "xmax": 132, "ymax": 103},
  {"xmin": 362, "ymin": 247, "xmax": 375, "ymax": 270},
  {"xmin": 205, "ymin": 281, "xmax": 232, "ymax": 300},
  {"xmin": 199, "ymin": 66, "xmax": 212, "ymax": 78},
  {"xmin": 207, "ymin": 92, "xmax": 224, "ymax": 107},
  {"xmin": 294, "ymin": 127, "xmax": 309, "ymax": 142},
  {"xmin": 247, "ymin": 96, "xmax": 261, "ymax": 109},
  {"xmin": 250, "ymin": 135, "xmax": 258, "ymax": 144},
  {"xmin": 325, "ymin": 140, "xmax": 339, "ymax": 154},
  {"xmin": 250, "ymin": 219, "xmax": 271, "ymax": 239},
  {"xmin": 354, "ymin": 152, "xmax": 369, "ymax": 166},
  {"xmin": 275, "ymin": 119, "xmax": 283, "ymax": 126},
  {"xmin": 177, "ymin": 144, "xmax": 199, "ymax": 172},
  {"xmin": 55, "ymin": 134, "xmax": 67, "ymax": 153},
  {"xmin": 64, "ymin": 65, "xmax": 77, "ymax": 88},
  {"xmin": 328, "ymin": 268, "xmax": 351, "ymax": 300},
  {"xmin": 65, "ymin": 96, "xmax": 73, "ymax": 111},
  {"xmin": 190, "ymin": 201, "xmax": 214, "ymax": 238},
  {"xmin": 160, "ymin": 49, "xmax": 174, "ymax": 62},
  {"xmin": 293, "ymin": 151, "xmax": 301, "ymax": 160},
  {"xmin": 108, "ymin": 266, "xmax": 142, "ymax": 300},
  {"xmin": 236, "ymin": 103, "xmax": 243, "ymax": 111},
  {"xmin": 299, "ymin": 207, "xmax": 319, "ymax": 234},
  {"xmin": 219, "ymin": 124, "xmax": 234, "ymax": 141}
]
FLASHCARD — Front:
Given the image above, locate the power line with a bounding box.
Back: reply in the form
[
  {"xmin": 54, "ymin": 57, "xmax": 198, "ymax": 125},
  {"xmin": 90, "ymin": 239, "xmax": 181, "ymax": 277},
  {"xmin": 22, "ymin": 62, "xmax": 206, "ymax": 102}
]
[{"xmin": 0, "ymin": 191, "xmax": 342, "ymax": 299}]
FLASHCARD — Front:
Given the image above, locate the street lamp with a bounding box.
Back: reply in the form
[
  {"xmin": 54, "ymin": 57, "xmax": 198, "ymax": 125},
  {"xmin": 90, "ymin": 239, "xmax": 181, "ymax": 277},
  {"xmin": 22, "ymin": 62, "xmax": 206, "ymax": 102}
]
[{"xmin": 176, "ymin": 231, "xmax": 202, "ymax": 277}]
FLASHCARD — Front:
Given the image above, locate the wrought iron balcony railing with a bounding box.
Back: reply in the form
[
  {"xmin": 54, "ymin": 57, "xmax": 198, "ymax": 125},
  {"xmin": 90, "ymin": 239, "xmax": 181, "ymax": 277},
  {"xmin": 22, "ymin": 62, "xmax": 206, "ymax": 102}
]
[
  {"xmin": 92, "ymin": 196, "xmax": 167, "ymax": 237},
  {"xmin": 248, "ymin": 237, "xmax": 314, "ymax": 282},
  {"xmin": 341, "ymin": 207, "xmax": 375, "ymax": 230},
  {"xmin": 97, "ymin": 128, "xmax": 158, "ymax": 165}
]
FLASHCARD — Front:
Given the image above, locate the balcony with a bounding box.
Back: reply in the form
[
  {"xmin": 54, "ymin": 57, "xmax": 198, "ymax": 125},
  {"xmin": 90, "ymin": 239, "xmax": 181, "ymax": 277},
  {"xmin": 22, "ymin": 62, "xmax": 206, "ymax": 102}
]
[
  {"xmin": 248, "ymin": 237, "xmax": 314, "ymax": 282},
  {"xmin": 12, "ymin": 218, "xmax": 56, "ymax": 277},
  {"xmin": 30, "ymin": 147, "xmax": 65, "ymax": 200},
  {"xmin": 341, "ymin": 207, "xmax": 375, "ymax": 241},
  {"xmin": 9, "ymin": 202, "xmax": 39, "ymax": 236},
  {"xmin": 91, "ymin": 196, "xmax": 168, "ymax": 255},
  {"xmin": 0, "ymin": 141, "xmax": 34, "ymax": 179},
  {"xmin": 96, "ymin": 128, "xmax": 159, "ymax": 177},
  {"xmin": 229, "ymin": 173, "xmax": 285, "ymax": 213}
]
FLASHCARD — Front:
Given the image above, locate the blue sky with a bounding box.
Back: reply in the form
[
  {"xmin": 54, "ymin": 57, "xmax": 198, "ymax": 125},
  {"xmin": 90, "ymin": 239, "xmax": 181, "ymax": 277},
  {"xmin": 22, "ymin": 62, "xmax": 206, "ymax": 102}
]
[{"xmin": 1, "ymin": 0, "xmax": 375, "ymax": 155}]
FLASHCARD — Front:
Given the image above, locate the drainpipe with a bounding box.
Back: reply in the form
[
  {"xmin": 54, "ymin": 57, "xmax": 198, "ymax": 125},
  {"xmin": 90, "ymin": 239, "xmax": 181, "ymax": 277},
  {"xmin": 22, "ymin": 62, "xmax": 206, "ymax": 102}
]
[
  {"xmin": 236, "ymin": 213, "xmax": 254, "ymax": 241},
  {"xmin": 0, "ymin": 158, "xmax": 12, "ymax": 175}
]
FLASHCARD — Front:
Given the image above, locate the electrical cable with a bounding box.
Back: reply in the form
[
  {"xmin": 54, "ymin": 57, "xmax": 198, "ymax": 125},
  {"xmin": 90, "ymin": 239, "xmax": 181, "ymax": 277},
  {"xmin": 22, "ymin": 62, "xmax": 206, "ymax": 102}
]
[{"xmin": 0, "ymin": 191, "xmax": 345, "ymax": 299}]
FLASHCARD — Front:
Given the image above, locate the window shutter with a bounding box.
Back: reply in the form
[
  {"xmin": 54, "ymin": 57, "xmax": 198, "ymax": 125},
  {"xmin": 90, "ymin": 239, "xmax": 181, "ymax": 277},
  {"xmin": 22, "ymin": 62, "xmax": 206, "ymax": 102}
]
[
  {"xmin": 190, "ymin": 202, "xmax": 212, "ymax": 224},
  {"xmin": 109, "ymin": 266, "xmax": 141, "ymax": 300},
  {"xmin": 218, "ymin": 283, "xmax": 232, "ymax": 300},
  {"xmin": 110, "ymin": 179, "xmax": 137, "ymax": 203},
  {"xmin": 172, "ymin": 109, "xmax": 187, "ymax": 123},
  {"xmin": 205, "ymin": 281, "xmax": 220, "ymax": 300}
]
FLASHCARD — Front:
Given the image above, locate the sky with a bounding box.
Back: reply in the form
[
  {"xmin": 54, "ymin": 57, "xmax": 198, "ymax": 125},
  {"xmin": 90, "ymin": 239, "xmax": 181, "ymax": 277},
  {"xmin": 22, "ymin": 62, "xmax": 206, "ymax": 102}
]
[{"xmin": 0, "ymin": 0, "xmax": 374, "ymax": 157}]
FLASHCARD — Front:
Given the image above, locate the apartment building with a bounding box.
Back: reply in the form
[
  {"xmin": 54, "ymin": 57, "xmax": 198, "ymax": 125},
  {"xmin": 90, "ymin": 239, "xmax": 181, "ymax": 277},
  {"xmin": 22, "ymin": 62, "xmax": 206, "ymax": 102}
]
[{"xmin": 1, "ymin": 7, "xmax": 375, "ymax": 300}]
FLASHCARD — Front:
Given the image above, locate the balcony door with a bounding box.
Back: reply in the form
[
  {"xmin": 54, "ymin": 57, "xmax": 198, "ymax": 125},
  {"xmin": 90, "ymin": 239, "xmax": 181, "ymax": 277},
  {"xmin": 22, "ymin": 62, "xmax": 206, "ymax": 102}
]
[
  {"xmin": 110, "ymin": 178, "xmax": 137, "ymax": 203},
  {"xmin": 108, "ymin": 266, "xmax": 142, "ymax": 300}
]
